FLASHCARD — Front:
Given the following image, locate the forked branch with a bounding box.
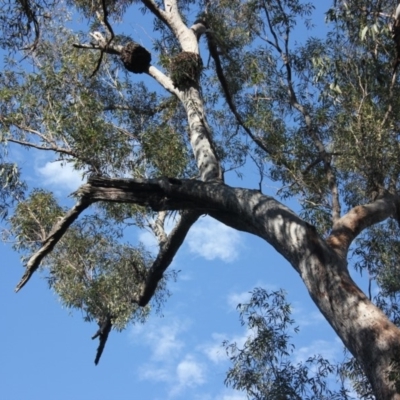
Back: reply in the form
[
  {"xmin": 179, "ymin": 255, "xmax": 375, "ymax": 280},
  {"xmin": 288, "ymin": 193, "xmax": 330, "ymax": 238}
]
[{"xmin": 18, "ymin": 176, "xmax": 397, "ymax": 298}]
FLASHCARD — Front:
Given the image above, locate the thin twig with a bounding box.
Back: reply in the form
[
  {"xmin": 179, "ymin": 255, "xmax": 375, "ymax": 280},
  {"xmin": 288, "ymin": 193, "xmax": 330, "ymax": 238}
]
[{"xmin": 262, "ymin": 2, "xmax": 341, "ymax": 223}]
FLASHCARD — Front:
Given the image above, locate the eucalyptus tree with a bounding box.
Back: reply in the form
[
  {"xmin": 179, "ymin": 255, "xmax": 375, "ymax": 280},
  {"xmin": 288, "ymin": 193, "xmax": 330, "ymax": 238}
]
[
  {"xmin": 224, "ymin": 288, "xmax": 355, "ymax": 399},
  {"xmin": 2, "ymin": 0, "xmax": 400, "ymax": 398}
]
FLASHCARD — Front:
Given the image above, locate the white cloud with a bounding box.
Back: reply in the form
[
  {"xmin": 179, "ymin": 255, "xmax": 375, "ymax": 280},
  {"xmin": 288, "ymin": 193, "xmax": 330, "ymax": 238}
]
[
  {"xmin": 201, "ymin": 333, "xmax": 228, "ymax": 364},
  {"xmin": 153, "ymin": 326, "xmax": 185, "ymax": 360},
  {"xmin": 131, "ymin": 318, "xmax": 188, "ymax": 360},
  {"xmin": 139, "ymin": 365, "xmax": 172, "ymax": 383},
  {"xmin": 36, "ymin": 160, "xmax": 85, "ymax": 191},
  {"xmin": 201, "ymin": 330, "xmax": 250, "ymax": 365},
  {"xmin": 139, "ymin": 354, "xmax": 207, "ymax": 398},
  {"xmin": 203, "ymin": 342, "xmax": 226, "ymax": 364},
  {"xmin": 138, "ymin": 230, "xmax": 158, "ymax": 250},
  {"xmin": 227, "ymin": 291, "xmax": 252, "ymax": 310},
  {"xmin": 187, "ymin": 216, "xmax": 242, "ymax": 263},
  {"xmin": 176, "ymin": 355, "xmax": 206, "ymax": 389}
]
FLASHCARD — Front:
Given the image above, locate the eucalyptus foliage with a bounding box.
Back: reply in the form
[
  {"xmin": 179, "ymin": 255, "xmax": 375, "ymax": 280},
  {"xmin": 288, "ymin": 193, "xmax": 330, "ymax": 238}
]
[{"xmin": 2, "ymin": 0, "xmax": 400, "ymax": 397}]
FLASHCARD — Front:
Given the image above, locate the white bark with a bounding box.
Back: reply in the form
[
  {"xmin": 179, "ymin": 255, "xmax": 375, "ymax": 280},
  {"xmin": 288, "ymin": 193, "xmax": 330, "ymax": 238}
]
[
  {"xmin": 147, "ymin": 70, "xmax": 221, "ymax": 181},
  {"xmin": 181, "ymin": 87, "xmax": 222, "ymax": 181},
  {"xmin": 164, "ymin": 0, "xmax": 199, "ymax": 53},
  {"xmin": 140, "ymin": 0, "xmax": 221, "ymax": 182},
  {"xmin": 147, "ymin": 66, "xmax": 179, "ymax": 96}
]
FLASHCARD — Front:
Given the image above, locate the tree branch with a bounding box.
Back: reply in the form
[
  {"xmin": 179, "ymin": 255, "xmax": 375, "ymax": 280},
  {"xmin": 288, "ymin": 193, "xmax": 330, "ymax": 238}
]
[
  {"xmin": 76, "ymin": 176, "xmax": 319, "ymax": 268},
  {"xmin": 190, "ymin": 21, "xmax": 207, "ymax": 39},
  {"xmin": 262, "ymin": 2, "xmax": 341, "ymax": 224},
  {"xmin": 21, "ymin": 172, "xmax": 390, "ymax": 298},
  {"xmin": 141, "ymin": 0, "xmax": 198, "ymax": 53},
  {"xmin": 181, "ymin": 88, "xmax": 223, "ymax": 181},
  {"xmin": 88, "ymin": 0, "xmax": 116, "ymax": 77},
  {"xmin": 72, "ymin": 32, "xmax": 122, "ymax": 55},
  {"xmin": 141, "ymin": 0, "xmax": 169, "ymax": 27},
  {"xmin": 149, "ymin": 211, "xmax": 168, "ymax": 245},
  {"xmin": 15, "ymin": 197, "xmax": 93, "ymax": 292},
  {"xmin": 206, "ymin": 31, "xmax": 271, "ymax": 157},
  {"xmin": 139, "ymin": 210, "xmax": 200, "ymax": 306},
  {"xmin": 327, "ymin": 193, "xmax": 400, "ymax": 257},
  {"xmin": 146, "ymin": 66, "xmax": 180, "ymax": 96},
  {"xmin": 77, "ymin": 176, "xmax": 210, "ymax": 210},
  {"xmin": 163, "ymin": 0, "xmax": 198, "ymax": 52},
  {"xmin": 92, "ymin": 314, "xmax": 113, "ymax": 365}
]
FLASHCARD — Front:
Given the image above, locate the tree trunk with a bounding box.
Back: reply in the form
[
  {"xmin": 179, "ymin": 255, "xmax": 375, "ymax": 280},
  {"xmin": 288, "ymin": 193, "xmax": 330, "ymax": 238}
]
[{"xmin": 298, "ymin": 245, "xmax": 400, "ymax": 400}]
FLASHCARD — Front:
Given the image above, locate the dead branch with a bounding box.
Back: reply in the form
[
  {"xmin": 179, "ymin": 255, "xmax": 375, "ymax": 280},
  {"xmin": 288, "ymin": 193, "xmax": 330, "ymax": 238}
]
[{"xmin": 15, "ymin": 197, "xmax": 92, "ymax": 292}]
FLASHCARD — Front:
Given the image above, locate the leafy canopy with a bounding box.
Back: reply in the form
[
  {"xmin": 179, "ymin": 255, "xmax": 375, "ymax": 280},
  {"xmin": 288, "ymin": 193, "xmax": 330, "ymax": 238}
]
[{"xmin": 1, "ymin": 0, "xmax": 400, "ymax": 394}]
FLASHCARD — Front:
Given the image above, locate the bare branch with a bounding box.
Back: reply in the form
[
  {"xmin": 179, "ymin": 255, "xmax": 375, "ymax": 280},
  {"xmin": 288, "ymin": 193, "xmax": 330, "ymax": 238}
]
[
  {"xmin": 15, "ymin": 197, "xmax": 93, "ymax": 292},
  {"xmin": 327, "ymin": 193, "xmax": 400, "ymax": 257},
  {"xmin": 100, "ymin": 0, "xmax": 114, "ymax": 43},
  {"xmin": 141, "ymin": 0, "xmax": 169, "ymax": 26},
  {"xmin": 92, "ymin": 314, "xmax": 113, "ymax": 365},
  {"xmin": 76, "ymin": 176, "xmax": 206, "ymax": 211},
  {"xmin": 7, "ymin": 138, "xmax": 75, "ymax": 156},
  {"xmin": 139, "ymin": 210, "xmax": 200, "ymax": 306},
  {"xmin": 191, "ymin": 21, "xmax": 207, "ymax": 39},
  {"xmin": 72, "ymin": 42, "xmax": 103, "ymax": 51},
  {"xmin": 146, "ymin": 66, "xmax": 180, "ymax": 96},
  {"xmin": 19, "ymin": 174, "xmax": 378, "ymax": 303},
  {"xmin": 76, "ymin": 176, "xmax": 350, "ymax": 280},
  {"xmin": 206, "ymin": 32, "xmax": 271, "ymax": 156},
  {"xmin": 149, "ymin": 211, "xmax": 168, "ymax": 245},
  {"xmin": 6, "ymin": 130, "xmax": 99, "ymax": 172},
  {"xmin": 90, "ymin": 0, "xmax": 116, "ymax": 77},
  {"xmin": 73, "ymin": 32, "xmax": 122, "ymax": 55}
]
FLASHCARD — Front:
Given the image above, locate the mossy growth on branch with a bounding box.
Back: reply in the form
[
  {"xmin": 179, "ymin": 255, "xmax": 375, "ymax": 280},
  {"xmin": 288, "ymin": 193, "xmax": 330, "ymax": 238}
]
[
  {"xmin": 169, "ymin": 52, "xmax": 202, "ymax": 89},
  {"xmin": 120, "ymin": 42, "xmax": 151, "ymax": 73}
]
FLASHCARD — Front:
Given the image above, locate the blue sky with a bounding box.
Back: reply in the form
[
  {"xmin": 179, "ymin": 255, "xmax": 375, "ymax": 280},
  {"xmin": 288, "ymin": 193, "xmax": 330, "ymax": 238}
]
[{"xmin": 0, "ymin": 2, "xmax": 372, "ymax": 399}]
